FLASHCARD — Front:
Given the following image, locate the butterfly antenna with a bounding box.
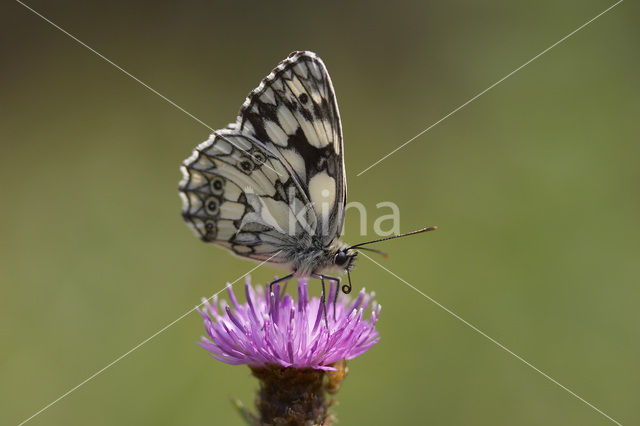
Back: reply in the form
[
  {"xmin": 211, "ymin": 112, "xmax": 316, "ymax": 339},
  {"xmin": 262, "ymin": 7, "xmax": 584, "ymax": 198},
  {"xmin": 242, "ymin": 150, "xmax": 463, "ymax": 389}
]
[
  {"xmin": 354, "ymin": 246, "xmax": 389, "ymax": 258},
  {"xmin": 348, "ymin": 226, "xmax": 437, "ymax": 250},
  {"xmin": 344, "ymin": 271, "xmax": 353, "ymax": 294}
]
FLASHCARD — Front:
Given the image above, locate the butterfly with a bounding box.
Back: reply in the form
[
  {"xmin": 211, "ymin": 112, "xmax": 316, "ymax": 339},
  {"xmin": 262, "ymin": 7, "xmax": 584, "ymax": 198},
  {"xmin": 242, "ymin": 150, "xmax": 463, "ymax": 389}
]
[{"xmin": 179, "ymin": 51, "xmax": 435, "ymax": 319}]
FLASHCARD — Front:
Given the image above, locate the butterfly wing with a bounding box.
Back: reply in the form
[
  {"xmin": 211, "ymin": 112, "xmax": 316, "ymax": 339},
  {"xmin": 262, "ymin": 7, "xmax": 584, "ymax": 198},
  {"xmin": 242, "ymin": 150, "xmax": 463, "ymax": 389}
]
[
  {"xmin": 179, "ymin": 51, "xmax": 346, "ymax": 265},
  {"xmin": 236, "ymin": 51, "xmax": 347, "ymax": 244},
  {"xmin": 179, "ymin": 129, "xmax": 317, "ymax": 263}
]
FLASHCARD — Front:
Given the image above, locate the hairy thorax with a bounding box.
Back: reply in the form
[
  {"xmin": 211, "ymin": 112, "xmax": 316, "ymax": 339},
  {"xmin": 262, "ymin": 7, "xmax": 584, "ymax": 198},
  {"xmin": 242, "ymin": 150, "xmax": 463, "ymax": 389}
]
[{"xmin": 289, "ymin": 236, "xmax": 354, "ymax": 277}]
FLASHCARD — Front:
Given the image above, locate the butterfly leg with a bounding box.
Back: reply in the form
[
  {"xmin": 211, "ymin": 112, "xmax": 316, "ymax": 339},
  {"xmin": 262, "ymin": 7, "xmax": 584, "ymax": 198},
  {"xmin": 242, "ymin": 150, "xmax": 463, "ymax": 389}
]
[
  {"xmin": 332, "ymin": 280, "xmax": 339, "ymax": 321},
  {"xmin": 320, "ymin": 277, "xmax": 329, "ymax": 328},
  {"xmin": 311, "ymin": 274, "xmax": 331, "ymax": 327},
  {"xmin": 268, "ymin": 274, "xmax": 294, "ymax": 297},
  {"xmin": 315, "ymin": 274, "xmax": 342, "ymax": 321}
]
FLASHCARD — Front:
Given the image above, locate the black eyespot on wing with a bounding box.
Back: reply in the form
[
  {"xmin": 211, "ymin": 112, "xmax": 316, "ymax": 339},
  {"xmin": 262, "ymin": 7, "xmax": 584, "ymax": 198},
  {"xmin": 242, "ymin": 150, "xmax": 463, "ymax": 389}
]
[
  {"xmin": 205, "ymin": 197, "xmax": 220, "ymax": 216},
  {"xmin": 250, "ymin": 151, "xmax": 266, "ymax": 166},
  {"xmin": 299, "ymin": 93, "xmax": 308, "ymax": 104},
  {"xmin": 210, "ymin": 177, "xmax": 225, "ymax": 195},
  {"xmin": 238, "ymin": 155, "xmax": 255, "ymax": 173},
  {"xmin": 203, "ymin": 220, "xmax": 217, "ymax": 241}
]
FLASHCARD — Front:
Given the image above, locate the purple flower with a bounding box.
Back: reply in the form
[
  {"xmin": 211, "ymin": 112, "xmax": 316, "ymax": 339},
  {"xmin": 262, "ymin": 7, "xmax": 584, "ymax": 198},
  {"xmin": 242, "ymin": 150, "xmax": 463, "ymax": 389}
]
[{"xmin": 198, "ymin": 276, "xmax": 381, "ymax": 371}]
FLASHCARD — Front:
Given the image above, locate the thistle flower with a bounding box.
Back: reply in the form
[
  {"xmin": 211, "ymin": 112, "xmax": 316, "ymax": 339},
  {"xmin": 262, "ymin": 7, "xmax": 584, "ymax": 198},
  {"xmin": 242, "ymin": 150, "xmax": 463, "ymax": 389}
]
[{"xmin": 197, "ymin": 277, "xmax": 381, "ymax": 425}]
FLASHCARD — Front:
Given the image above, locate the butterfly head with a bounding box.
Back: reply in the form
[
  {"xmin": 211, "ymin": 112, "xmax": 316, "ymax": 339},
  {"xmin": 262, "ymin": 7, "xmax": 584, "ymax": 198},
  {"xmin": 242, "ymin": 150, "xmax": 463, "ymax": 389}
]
[{"xmin": 332, "ymin": 246, "xmax": 357, "ymax": 273}]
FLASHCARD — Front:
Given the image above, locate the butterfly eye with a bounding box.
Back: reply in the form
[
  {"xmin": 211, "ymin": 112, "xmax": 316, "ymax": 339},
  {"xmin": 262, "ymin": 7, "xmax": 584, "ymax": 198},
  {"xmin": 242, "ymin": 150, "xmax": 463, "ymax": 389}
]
[
  {"xmin": 210, "ymin": 177, "xmax": 224, "ymax": 195},
  {"xmin": 205, "ymin": 197, "xmax": 220, "ymax": 216},
  {"xmin": 334, "ymin": 250, "xmax": 348, "ymax": 266}
]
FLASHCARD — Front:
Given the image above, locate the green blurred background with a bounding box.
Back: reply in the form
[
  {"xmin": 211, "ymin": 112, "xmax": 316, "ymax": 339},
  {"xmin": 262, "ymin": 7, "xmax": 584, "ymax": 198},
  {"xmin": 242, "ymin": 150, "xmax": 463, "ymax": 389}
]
[{"xmin": 2, "ymin": 0, "xmax": 638, "ymax": 424}]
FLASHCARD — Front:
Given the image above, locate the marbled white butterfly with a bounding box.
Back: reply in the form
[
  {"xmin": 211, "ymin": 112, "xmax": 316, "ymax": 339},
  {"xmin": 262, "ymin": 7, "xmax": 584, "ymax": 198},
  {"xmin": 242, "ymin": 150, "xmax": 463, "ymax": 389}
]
[{"xmin": 179, "ymin": 51, "xmax": 435, "ymax": 318}]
